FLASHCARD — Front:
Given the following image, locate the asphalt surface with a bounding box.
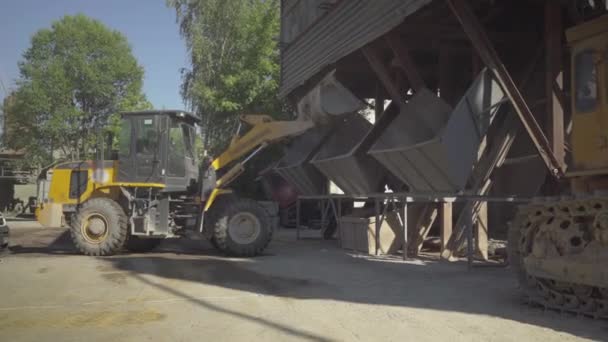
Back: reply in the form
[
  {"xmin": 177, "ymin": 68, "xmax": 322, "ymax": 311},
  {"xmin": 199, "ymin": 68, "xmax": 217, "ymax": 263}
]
[{"xmin": 0, "ymin": 219, "xmax": 606, "ymax": 341}]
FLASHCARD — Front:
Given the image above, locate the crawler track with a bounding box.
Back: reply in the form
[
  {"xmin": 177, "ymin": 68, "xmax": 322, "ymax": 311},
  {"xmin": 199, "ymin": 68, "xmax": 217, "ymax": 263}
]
[{"xmin": 509, "ymin": 197, "xmax": 608, "ymax": 319}]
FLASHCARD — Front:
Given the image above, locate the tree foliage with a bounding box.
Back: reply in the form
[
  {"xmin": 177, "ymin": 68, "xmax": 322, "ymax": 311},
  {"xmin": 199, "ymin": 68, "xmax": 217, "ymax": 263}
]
[
  {"xmin": 4, "ymin": 14, "xmax": 151, "ymax": 166},
  {"xmin": 168, "ymin": 0, "xmax": 287, "ymax": 154}
]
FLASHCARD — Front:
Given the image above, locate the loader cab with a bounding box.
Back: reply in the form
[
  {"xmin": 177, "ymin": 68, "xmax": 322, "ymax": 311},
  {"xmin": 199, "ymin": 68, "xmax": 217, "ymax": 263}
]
[
  {"xmin": 566, "ymin": 14, "xmax": 608, "ymax": 172},
  {"xmin": 117, "ymin": 110, "xmax": 200, "ymax": 192}
]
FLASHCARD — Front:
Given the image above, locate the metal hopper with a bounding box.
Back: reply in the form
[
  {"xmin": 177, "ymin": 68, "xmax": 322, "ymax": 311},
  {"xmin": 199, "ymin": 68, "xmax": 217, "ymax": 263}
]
[
  {"xmin": 274, "ymin": 125, "xmax": 333, "ymax": 195},
  {"xmin": 369, "ymin": 70, "xmax": 504, "ymax": 192},
  {"xmin": 311, "ymin": 114, "xmax": 389, "ymax": 195}
]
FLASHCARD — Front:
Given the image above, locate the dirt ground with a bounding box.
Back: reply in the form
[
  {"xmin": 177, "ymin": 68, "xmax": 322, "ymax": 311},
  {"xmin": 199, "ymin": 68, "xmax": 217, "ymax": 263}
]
[{"xmin": 0, "ymin": 219, "xmax": 606, "ymax": 342}]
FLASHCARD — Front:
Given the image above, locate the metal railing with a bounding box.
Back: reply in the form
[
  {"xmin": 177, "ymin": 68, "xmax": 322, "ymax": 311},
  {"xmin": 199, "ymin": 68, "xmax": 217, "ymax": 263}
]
[{"xmin": 295, "ymin": 192, "xmax": 531, "ymax": 270}]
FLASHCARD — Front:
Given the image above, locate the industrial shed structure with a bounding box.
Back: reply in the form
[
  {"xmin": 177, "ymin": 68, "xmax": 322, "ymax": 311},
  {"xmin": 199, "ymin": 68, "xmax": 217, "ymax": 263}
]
[{"xmin": 277, "ymin": 0, "xmax": 608, "ymax": 259}]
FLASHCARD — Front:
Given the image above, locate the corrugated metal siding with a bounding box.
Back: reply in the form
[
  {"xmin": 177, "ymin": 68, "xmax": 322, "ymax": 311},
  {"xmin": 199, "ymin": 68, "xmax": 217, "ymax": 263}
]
[
  {"xmin": 283, "ymin": 0, "xmax": 300, "ymax": 12},
  {"xmin": 279, "ymin": 0, "xmax": 432, "ymax": 98},
  {"xmin": 281, "ymin": 0, "xmax": 328, "ymax": 44}
]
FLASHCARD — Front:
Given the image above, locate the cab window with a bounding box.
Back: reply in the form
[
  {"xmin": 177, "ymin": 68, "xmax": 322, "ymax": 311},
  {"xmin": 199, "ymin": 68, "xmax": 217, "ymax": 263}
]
[
  {"xmin": 169, "ymin": 122, "xmax": 186, "ymax": 159},
  {"xmin": 135, "ymin": 117, "xmax": 159, "ymax": 155},
  {"xmin": 168, "ymin": 120, "xmax": 186, "ymax": 177},
  {"xmin": 118, "ymin": 119, "xmax": 131, "ymax": 157},
  {"xmin": 574, "ymin": 49, "xmax": 598, "ymax": 113},
  {"xmin": 182, "ymin": 124, "xmax": 195, "ymax": 159}
]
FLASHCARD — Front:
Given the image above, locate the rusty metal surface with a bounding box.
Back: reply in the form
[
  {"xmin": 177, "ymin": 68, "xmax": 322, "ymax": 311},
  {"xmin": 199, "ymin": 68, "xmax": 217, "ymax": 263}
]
[
  {"xmin": 370, "ymin": 71, "xmax": 504, "ymax": 192},
  {"xmin": 279, "ymin": 0, "xmax": 432, "ymax": 98},
  {"xmin": 274, "ymin": 126, "xmax": 333, "ymax": 195},
  {"xmin": 311, "ymin": 114, "xmax": 389, "ymax": 195}
]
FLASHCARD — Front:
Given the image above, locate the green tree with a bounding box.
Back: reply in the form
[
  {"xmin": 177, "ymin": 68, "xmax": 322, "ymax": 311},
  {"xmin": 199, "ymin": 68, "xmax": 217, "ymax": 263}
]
[
  {"xmin": 5, "ymin": 14, "xmax": 151, "ymax": 166},
  {"xmin": 168, "ymin": 0, "xmax": 288, "ymax": 155}
]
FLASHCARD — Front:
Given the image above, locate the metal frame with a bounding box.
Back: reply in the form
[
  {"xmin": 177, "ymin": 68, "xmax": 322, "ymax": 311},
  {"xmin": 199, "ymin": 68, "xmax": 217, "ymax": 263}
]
[
  {"xmin": 295, "ymin": 192, "xmax": 531, "ymax": 270},
  {"xmin": 446, "ymin": 0, "xmax": 564, "ymax": 178}
]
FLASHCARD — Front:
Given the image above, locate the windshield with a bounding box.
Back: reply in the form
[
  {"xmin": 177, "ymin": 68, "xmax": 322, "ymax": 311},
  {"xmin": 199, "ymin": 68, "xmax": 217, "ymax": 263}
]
[
  {"xmin": 118, "ymin": 119, "xmax": 131, "ymax": 157},
  {"xmin": 134, "ymin": 117, "xmax": 160, "ymax": 156}
]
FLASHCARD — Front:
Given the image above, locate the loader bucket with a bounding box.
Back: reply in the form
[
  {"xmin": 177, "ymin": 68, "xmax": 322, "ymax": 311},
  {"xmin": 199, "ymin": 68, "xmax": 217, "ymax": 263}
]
[
  {"xmin": 369, "ymin": 70, "xmax": 504, "ymax": 192},
  {"xmin": 274, "ymin": 125, "xmax": 333, "ymax": 195},
  {"xmin": 311, "ymin": 114, "xmax": 389, "ymax": 195},
  {"xmin": 297, "ymin": 70, "xmax": 365, "ymax": 125}
]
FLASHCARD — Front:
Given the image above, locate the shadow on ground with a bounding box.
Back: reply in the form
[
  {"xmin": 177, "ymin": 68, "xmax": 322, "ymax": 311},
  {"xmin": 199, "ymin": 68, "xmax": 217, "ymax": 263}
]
[{"xmin": 5, "ymin": 225, "xmax": 607, "ymax": 341}]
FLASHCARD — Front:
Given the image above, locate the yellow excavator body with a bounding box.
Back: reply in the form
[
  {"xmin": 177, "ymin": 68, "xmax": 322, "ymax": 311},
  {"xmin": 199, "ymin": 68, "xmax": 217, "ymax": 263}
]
[{"xmin": 509, "ymin": 14, "xmax": 608, "ymax": 317}]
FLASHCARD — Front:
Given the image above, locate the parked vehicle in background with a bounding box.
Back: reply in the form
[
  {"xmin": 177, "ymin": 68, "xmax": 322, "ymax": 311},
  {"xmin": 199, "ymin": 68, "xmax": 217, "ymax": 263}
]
[{"xmin": 0, "ymin": 213, "xmax": 8, "ymax": 252}]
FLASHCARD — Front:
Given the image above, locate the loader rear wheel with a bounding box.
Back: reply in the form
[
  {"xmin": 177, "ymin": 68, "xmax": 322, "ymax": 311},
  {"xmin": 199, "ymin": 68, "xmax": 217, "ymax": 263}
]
[
  {"xmin": 209, "ymin": 197, "xmax": 272, "ymax": 257},
  {"xmin": 208, "ymin": 236, "xmax": 220, "ymax": 250},
  {"xmin": 125, "ymin": 236, "xmax": 162, "ymax": 253},
  {"xmin": 70, "ymin": 198, "xmax": 128, "ymax": 256}
]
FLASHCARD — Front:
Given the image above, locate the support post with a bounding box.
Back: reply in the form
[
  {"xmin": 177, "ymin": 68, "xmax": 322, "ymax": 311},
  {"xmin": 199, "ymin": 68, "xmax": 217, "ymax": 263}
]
[
  {"xmin": 466, "ymin": 202, "xmax": 474, "ymax": 271},
  {"xmin": 375, "ymin": 198, "xmax": 380, "ymax": 256},
  {"xmin": 337, "ymin": 198, "xmax": 342, "ymax": 247},
  {"xmin": 411, "ymin": 205, "xmax": 438, "ymax": 256},
  {"xmin": 362, "ymin": 45, "xmax": 406, "ymax": 106},
  {"xmin": 296, "ymin": 198, "xmax": 301, "ymax": 240},
  {"xmin": 439, "ymin": 44, "xmax": 454, "ymax": 105},
  {"xmin": 471, "ymin": 49, "xmax": 483, "ymax": 76},
  {"xmin": 475, "ymin": 202, "xmax": 488, "ymax": 260},
  {"xmin": 440, "ymin": 201, "xmax": 453, "ymax": 256},
  {"xmin": 385, "ymin": 33, "xmax": 425, "ymax": 92},
  {"xmin": 446, "ymin": 0, "xmax": 564, "ymax": 177},
  {"xmin": 403, "ymin": 200, "xmax": 408, "ymax": 261},
  {"xmin": 441, "ymin": 45, "xmax": 544, "ymax": 260},
  {"xmin": 375, "ymin": 83, "xmax": 385, "ymax": 122},
  {"xmin": 545, "ymin": 1, "xmax": 566, "ymax": 171}
]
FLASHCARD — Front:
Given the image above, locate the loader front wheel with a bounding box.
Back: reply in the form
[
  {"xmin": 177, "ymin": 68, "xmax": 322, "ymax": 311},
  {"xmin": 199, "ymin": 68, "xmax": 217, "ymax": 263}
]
[
  {"xmin": 210, "ymin": 197, "xmax": 272, "ymax": 257},
  {"xmin": 70, "ymin": 198, "xmax": 128, "ymax": 256}
]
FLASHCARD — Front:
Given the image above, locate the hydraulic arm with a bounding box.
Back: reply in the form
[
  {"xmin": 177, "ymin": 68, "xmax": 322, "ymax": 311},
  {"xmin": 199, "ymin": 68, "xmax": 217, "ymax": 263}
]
[{"xmin": 210, "ymin": 115, "xmax": 313, "ymax": 190}]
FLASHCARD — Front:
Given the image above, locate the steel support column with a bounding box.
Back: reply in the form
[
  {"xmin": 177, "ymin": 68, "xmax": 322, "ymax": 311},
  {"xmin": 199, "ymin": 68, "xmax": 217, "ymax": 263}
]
[
  {"xmin": 386, "ymin": 33, "xmax": 425, "ymax": 92},
  {"xmin": 446, "ymin": 0, "xmax": 564, "ymax": 177},
  {"xmin": 362, "ymin": 45, "xmax": 406, "ymax": 106},
  {"xmin": 545, "ymin": 1, "xmax": 566, "ymax": 171}
]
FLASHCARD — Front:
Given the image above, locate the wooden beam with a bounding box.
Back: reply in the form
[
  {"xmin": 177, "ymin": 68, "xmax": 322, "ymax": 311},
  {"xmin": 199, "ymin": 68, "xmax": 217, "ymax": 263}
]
[
  {"xmin": 440, "ymin": 202, "xmax": 453, "ymax": 255},
  {"xmin": 375, "ymin": 82, "xmax": 385, "ymax": 122},
  {"xmin": 545, "ymin": 1, "xmax": 566, "ymax": 171},
  {"xmin": 446, "ymin": 0, "xmax": 564, "ymax": 178},
  {"xmin": 385, "ymin": 33, "xmax": 426, "ymax": 92},
  {"xmin": 363, "ymin": 40, "xmax": 436, "ymax": 258},
  {"xmin": 362, "ymin": 45, "xmax": 406, "ymax": 106},
  {"xmin": 471, "ymin": 49, "xmax": 483, "ymax": 76},
  {"xmin": 475, "ymin": 202, "xmax": 488, "ymax": 260},
  {"xmin": 441, "ymin": 46, "xmax": 545, "ymax": 261},
  {"xmin": 410, "ymin": 205, "xmax": 438, "ymax": 256}
]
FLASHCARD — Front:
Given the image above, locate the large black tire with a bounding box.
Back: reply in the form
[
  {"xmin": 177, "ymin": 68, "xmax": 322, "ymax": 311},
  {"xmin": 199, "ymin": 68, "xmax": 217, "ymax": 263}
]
[
  {"xmin": 125, "ymin": 236, "xmax": 163, "ymax": 253},
  {"xmin": 208, "ymin": 197, "xmax": 272, "ymax": 257},
  {"xmin": 70, "ymin": 197, "xmax": 128, "ymax": 256}
]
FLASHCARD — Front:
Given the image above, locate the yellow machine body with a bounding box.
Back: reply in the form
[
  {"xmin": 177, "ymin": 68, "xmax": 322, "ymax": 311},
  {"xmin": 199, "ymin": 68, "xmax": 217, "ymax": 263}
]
[
  {"xmin": 36, "ymin": 114, "xmax": 312, "ymax": 228},
  {"xmin": 567, "ymin": 14, "xmax": 608, "ymax": 174},
  {"xmin": 510, "ymin": 14, "xmax": 608, "ymax": 318},
  {"xmin": 36, "ymin": 161, "xmax": 165, "ymax": 226}
]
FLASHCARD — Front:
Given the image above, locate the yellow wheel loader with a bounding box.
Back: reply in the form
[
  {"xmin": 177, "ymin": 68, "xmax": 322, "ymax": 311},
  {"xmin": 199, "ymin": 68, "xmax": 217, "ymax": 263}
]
[
  {"xmin": 509, "ymin": 14, "xmax": 608, "ymax": 317},
  {"xmin": 36, "ymin": 110, "xmax": 312, "ymax": 256}
]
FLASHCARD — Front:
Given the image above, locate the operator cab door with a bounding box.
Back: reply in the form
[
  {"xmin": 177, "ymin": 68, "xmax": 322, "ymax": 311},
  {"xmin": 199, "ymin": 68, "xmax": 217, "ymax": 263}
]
[
  {"xmin": 117, "ymin": 115, "xmax": 164, "ymax": 183},
  {"xmin": 165, "ymin": 118, "xmax": 198, "ymax": 192}
]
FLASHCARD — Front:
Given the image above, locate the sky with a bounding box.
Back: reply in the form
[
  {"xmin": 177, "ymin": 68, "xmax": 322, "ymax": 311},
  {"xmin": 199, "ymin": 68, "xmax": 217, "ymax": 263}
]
[{"xmin": 0, "ymin": 0, "xmax": 187, "ymax": 110}]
